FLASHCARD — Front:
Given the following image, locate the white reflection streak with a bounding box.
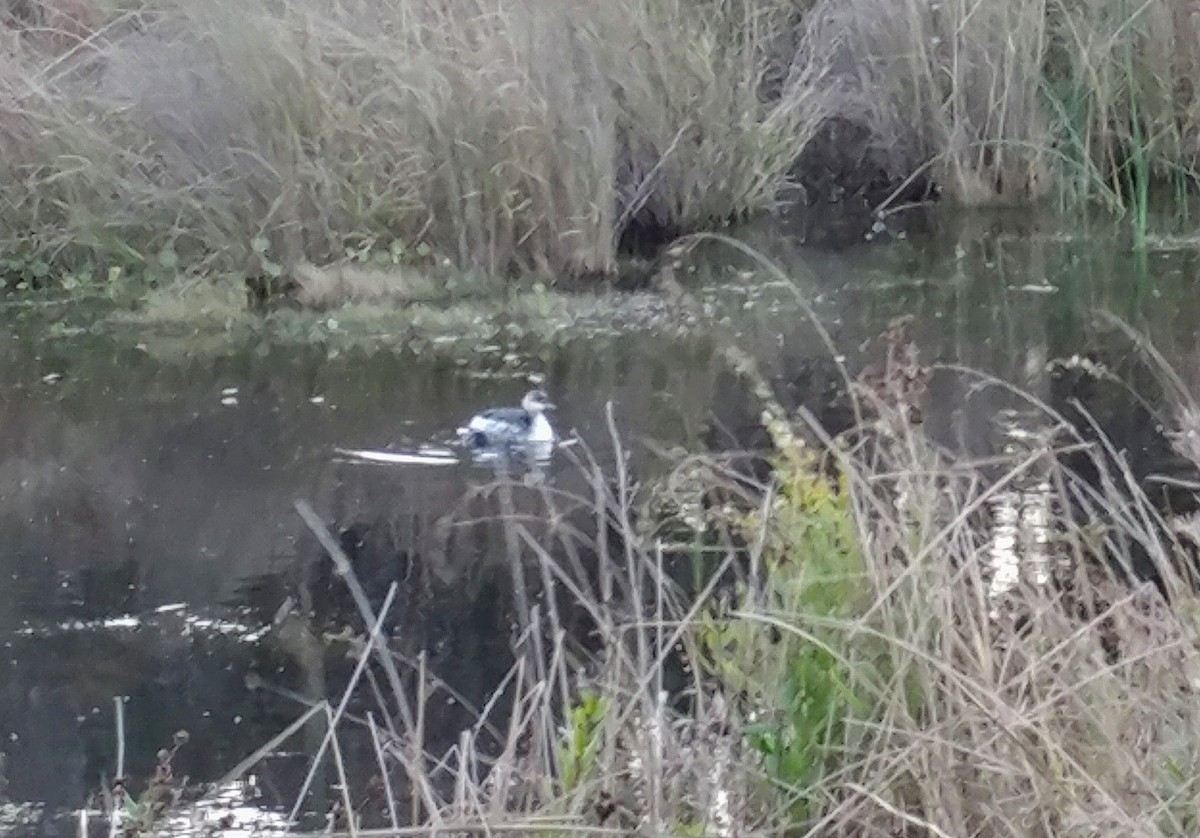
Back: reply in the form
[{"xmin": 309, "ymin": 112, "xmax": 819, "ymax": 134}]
[
  {"xmin": 77, "ymin": 776, "xmax": 292, "ymax": 838},
  {"xmin": 169, "ymin": 777, "xmax": 291, "ymax": 838},
  {"xmin": 987, "ymin": 481, "xmax": 1052, "ymax": 601},
  {"xmin": 986, "ymin": 409, "xmax": 1053, "ymax": 602}
]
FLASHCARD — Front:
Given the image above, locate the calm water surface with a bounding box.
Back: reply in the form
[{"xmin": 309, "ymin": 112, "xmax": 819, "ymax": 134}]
[{"xmin": 3, "ymin": 208, "xmax": 1200, "ymax": 832}]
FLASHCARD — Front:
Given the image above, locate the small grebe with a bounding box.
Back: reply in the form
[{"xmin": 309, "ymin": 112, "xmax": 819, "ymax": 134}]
[{"xmin": 457, "ymin": 389, "xmax": 557, "ymax": 449}]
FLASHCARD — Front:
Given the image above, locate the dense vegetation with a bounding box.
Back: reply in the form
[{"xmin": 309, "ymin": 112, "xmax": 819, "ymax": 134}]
[
  {"xmin": 90, "ymin": 315, "xmax": 1197, "ymax": 838},
  {"xmin": 165, "ymin": 369, "xmax": 1200, "ymax": 837},
  {"xmin": 2, "ymin": 0, "xmax": 1200, "ymax": 294}
]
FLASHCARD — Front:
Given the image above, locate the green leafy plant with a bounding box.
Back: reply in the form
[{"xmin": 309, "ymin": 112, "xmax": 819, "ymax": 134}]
[
  {"xmin": 0, "ymin": 251, "xmax": 53, "ymax": 290},
  {"xmin": 557, "ymin": 690, "xmax": 607, "ymax": 795},
  {"xmin": 700, "ymin": 449, "xmax": 871, "ymax": 820}
]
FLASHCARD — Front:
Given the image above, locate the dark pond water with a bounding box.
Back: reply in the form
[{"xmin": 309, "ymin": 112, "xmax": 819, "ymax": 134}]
[{"xmin": 3, "ymin": 206, "xmax": 1200, "ymax": 833}]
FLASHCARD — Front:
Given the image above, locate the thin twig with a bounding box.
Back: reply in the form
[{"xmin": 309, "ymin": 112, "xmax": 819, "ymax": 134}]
[
  {"xmin": 294, "ymin": 501, "xmax": 417, "ymax": 733},
  {"xmin": 368, "ymin": 713, "xmax": 400, "ymax": 834},
  {"xmin": 287, "ymin": 584, "xmax": 399, "ymax": 825}
]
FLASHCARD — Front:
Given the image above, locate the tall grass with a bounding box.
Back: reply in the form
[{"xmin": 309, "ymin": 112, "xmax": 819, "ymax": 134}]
[
  {"xmin": 800, "ymin": 0, "xmax": 1200, "ymax": 213},
  {"xmin": 5, "ymin": 0, "xmax": 1200, "ymax": 294},
  {"xmin": 0, "ymin": 0, "xmax": 823, "ymax": 287},
  {"xmin": 801, "ymin": 0, "xmax": 1053, "ymax": 206}
]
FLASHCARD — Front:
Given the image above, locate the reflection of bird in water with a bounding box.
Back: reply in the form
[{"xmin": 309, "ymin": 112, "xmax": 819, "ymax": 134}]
[{"xmin": 335, "ymin": 389, "xmax": 563, "ymax": 468}]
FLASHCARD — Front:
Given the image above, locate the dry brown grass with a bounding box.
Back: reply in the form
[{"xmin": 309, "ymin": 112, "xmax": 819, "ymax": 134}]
[
  {"xmin": 0, "ymin": 0, "xmax": 824, "ymax": 288},
  {"xmin": 809, "ymin": 410, "xmax": 1200, "ymax": 836},
  {"xmin": 5, "ymin": 0, "xmax": 1200, "ymax": 299},
  {"xmin": 5, "ymin": 0, "xmax": 1200, "ymax": 294},
  {"xmin": 800, "ymin": 0, "xmax": 1053, "ymax": 205},
  {"xmin": 795, "ymin": 0, "xmax": 1200, "ymax": 209}
]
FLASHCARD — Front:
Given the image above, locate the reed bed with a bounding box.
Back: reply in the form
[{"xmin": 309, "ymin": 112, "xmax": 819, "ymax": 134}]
[
  {"xmin": 0, "ymin": 0, "xmax": 822, "ymax": 287},
  {"xmin": 5, "ymin": 0, "xmax": 1200, "ymax": 295}
]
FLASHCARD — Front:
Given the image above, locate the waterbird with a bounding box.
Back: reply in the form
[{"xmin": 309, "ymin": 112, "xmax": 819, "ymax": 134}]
[
  {"xmin": 456, "ymin": 388, "xmax": 557, "ymax": 450},
  {"xmin": 334, "ymin": 388, "xmax": 561, "ymax": 469}
]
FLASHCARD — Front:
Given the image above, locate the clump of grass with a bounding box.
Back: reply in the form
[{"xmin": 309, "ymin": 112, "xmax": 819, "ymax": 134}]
[
  {"xmin": 799, "ymin": 0, "xmax": 1054, "ymax": 207},
  {"xmin": 9, "ymin": 0, "xmax": 1200, "ymax": 298},
  {"xmin": 0, "ymin": 0, "xmax": 823, "ymax": 293},
  {"xmin": 798, "ymin": 0, "xmax": 1200, "ymax": 215},
  {"xmin": 1042, "ymin": 0, "xmax": 1200, "ymax": 214}
]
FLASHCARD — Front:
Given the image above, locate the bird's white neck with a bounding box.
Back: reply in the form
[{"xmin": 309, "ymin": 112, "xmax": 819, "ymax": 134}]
[{"xmin": 528, "ymin": 412, "xmax": 556, "ymax": 443}]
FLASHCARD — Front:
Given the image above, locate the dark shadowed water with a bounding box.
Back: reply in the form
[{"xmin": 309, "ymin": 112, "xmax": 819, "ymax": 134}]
[{"xmin": 3, "ymin": 207, "xmax": 1200, "ymax": 833}]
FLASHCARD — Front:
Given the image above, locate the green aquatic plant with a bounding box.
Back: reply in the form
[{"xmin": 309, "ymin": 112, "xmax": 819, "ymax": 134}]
[
  {"xmin": 0, "ymin": 249, "xmax": 54, "ymax": 291},
  {"xmin": 700, "ymin": 447, "xmax": 871, "ymax": 819},
  {"xmin": 557, "ymin": 690, "xmax": 607, "ymax": 796}
]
